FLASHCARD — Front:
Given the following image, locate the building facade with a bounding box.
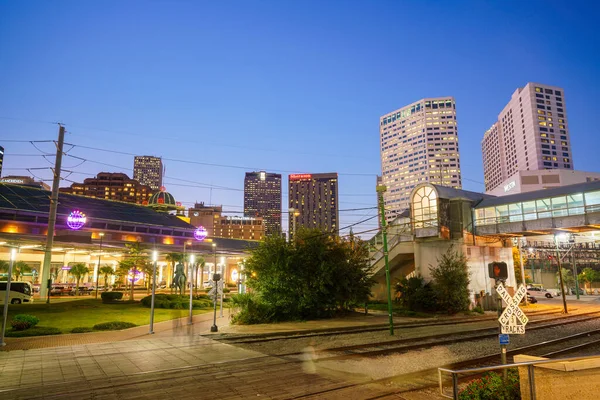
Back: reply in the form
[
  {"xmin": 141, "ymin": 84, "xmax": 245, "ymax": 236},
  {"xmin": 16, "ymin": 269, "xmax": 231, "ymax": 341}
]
[
  {"xmin": 486, "ymin": 169, "xmax": 600, "ymax": 197},
  {"xmin": 59, "ymin": 172, "xmax": 154, "ymax": 204},
  {"xmin": 243, "ymin": 171, "xmax": 282, "ymax": 236},
  {"xmin": 213, "ymin": 215, "xmax": 264, "ymax": 241},
  {"xmin": 0, "ymin": 175, "xmax": 50, "ymax": 190},
  {"xmin": 133, "ymin": 156, "xmax": 163, "ymax": 190},
  {"xmin": 188, "ymin": 203, "xmax": 223, "ymax": 238},
  {"xmin": 380, "ymin": 97, "xmax": 462, "ymax": 220},
  {"xmin": 288, "ymin": 173, "xmax": 338, "ymax": 236},
  {"xmin": 482, "ymin": 83, "xmax": 573, "ymax": 192}
]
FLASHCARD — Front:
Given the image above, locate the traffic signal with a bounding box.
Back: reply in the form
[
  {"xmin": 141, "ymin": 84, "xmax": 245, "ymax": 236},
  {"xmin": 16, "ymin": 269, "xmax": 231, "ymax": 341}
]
[{"xmin": 488, "ymin": 262, "xmax": 508, "ymax": 280}]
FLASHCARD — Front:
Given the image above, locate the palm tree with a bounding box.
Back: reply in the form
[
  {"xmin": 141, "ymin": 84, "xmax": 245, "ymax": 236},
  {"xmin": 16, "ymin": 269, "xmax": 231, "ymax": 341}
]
[
  {"xmin": 194, "ymin": 256, "xmax": 206, "ymax": 295},
  {"xmin": 121, "ymin": 242, "xmax": 150, "ymax": 300},
  {"xmin": 99, "ymin": 265, "xmax": 115, "ymax": 289},
  {"xmin": 0, "ymin": 260, "xmax": 8, "ymax": 280},
  {"xmin": 69, "ymin": 263, "xmax": 89, "ymax": 296},
  {"xmin": 13, "ymin": 261, "xmax": 32, "ymax": 281},
  {"xmin": 165, "ymin": 252, "xmax": 184, "ymax": 293}
]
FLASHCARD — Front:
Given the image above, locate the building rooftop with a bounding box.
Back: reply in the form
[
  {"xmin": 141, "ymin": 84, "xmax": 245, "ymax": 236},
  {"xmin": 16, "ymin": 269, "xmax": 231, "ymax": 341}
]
[{"xmin": 0, "ymin": 183, "xmax": 191, "ymax": 229}]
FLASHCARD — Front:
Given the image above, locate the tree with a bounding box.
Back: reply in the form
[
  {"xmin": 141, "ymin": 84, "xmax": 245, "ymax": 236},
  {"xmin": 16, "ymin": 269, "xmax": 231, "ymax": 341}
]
[
  {"xmin": 193, "ymin": 256, "xmax": 206, "ymax": 295},
  {"xmin": 69, "ymin": 263, "xmax": 89, "ymax": 296},
  {"xmin": 430, "ymin": 246, "xmax": 471, "ymax": 314},
  {"xmin": 579, "ymin": 268, "xmax": 596, "ymax": 293},
  {"xmin": 557, "ymin": 268, "xmax": 575, "ymax": 292},
  {"xmin": 512, "ymin": 247, "xmax": 532, "ymax": 284},
  {"xmin": 0, "ymin": 260, "xmax": 8, "ymax": 280},
  {"xmin": 12, "ymin": 261, "xmax": 32, "ymax": 281},
  {"xmin": 99, "ymin": 265, "xmax": 115, "ymax": 289},
  {"xmin": 240, "ymin": 228, "xmax": 374, "ymax": 323},
  {"xmin": 119, "ymin": 242, "xmax": 150, "ymax": 300}
]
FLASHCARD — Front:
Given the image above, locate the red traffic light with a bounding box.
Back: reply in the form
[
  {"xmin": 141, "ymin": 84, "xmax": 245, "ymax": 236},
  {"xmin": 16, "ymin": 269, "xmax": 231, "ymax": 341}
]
[{"xmin": 488, "ymin": 262, "xmax": 508, "ymax": 280}]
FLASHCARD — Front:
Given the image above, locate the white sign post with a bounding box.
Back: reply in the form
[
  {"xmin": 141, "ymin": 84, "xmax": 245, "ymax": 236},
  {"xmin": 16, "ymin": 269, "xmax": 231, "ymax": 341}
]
[{"xmin": 496, "ymin": 283, "xmax": 529, "ymax": 334}]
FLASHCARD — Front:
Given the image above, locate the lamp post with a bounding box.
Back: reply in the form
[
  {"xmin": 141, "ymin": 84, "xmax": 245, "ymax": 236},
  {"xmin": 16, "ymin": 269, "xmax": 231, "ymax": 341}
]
[
  {"xmin": 149, "ymin": 250, "xmax": 158, "ymax": 334},
  {"xmin": 376, "ymin": 185, "xmax": 394, "ymax": 336},
  {"xmin": 95, "ymin": 233, "xmax": 104, "ymax": 299},
  {"xmin": 189, "ymin": 254, "xmax": 195, "ymax": 325},
  {"xmin": 568, "ymin": 234, "xmax": 580, "ymax": 300},
  {"xmin": 212, "ymin": 243, "xmax": 217, "ymax": 278},
  {"xmin": 220, "ymin": 256, "xmax": 225, "ymax": 318},
  {"xmin": 554, "ymin": 234, "xmax": 569, "ymax": 314},
  {"xmin": 289, "ymin": 208, "xmax": 300, "ymax": 241},
  {"xmin": 1, "ymin": 248, "xmax": 17, "ymax": 346}
]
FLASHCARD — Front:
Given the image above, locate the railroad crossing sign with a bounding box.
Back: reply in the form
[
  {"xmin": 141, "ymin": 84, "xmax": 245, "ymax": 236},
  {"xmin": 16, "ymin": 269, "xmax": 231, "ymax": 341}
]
[
  {"xmin": 496, "ymin": 283, "xmax": 529, "ymax": 334},
  {"xmin": 207, "ymin": 280, "xmax": 224, "ymax": 300}
]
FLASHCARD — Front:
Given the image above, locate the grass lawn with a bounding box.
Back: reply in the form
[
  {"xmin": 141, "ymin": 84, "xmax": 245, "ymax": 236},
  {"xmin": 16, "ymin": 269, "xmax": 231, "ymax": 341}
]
[{"xmin": 6, "ymin": 298, "xmax": 212, "ymax": 334}]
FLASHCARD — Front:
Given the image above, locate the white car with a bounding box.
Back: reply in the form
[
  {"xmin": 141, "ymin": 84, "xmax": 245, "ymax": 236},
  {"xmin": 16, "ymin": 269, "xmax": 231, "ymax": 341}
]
[{"xmin": 527, "ymin": 286, "xmax": 553, "ymax": 298}]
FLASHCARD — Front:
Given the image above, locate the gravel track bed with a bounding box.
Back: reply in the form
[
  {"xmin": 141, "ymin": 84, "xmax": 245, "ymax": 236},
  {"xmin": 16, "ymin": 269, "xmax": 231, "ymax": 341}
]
[{"xmin": 231, "ymin": 317, "xmax": 600, "ymax": 382}]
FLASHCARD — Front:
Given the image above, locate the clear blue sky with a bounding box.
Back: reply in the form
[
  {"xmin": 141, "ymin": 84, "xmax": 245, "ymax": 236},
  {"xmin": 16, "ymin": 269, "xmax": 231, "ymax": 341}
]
[{"xmin": 1, "ymin": 0, "xmax": 599, "ymax": 236}]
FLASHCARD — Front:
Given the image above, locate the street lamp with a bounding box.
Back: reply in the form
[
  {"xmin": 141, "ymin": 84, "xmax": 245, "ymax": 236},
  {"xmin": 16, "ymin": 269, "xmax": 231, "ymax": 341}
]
[
  {"xmin": 188, "ymin": 254, "xmax": 195, "ymax": 325},
  {"xmin": 149, "ymin": 250, "xmax": 158, "ymax": 334},
  {"xmin": 1, "ymin": 248, "xmax": 17, "ymax": 346},
  {"xmin": 95, "ymin": 233, "xmax": 104, "ymax": 299},
  {"xmin": 212, "ymin": 243, "xmax": 217, "ymax": 278}
]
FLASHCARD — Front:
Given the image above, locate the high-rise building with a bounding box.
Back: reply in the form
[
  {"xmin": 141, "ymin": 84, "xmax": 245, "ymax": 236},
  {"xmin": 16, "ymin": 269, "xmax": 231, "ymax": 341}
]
[
  {"xmin": 188, "ymin": 203, "xmax": 264, "ymax": 240},
  {"xmin": 59, "ymin": 172, "xmax": 155, "ymax": 204},
  {"xmin": 133, "ymin": 156, "xmax": 163, "ymax": 190},
  {"xmin": 244, "ymin": 171, "xmax": 282, "ymax": 236},
  {"xmin": 288, "ymin": 173, "xmax": 338, "ymax": 236},
  {"xmin": 482, "ymin": 83, "xmax": 573, "ymax": 192},
  {"xmin": 380, "ymin": 98, "xmax": 462, "ymax": 219}
]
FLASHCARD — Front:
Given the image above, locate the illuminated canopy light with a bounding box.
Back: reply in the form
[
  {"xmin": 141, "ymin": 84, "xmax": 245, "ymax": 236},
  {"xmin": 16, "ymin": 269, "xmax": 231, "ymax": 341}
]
[
  {"xmin": 67, "ymin": 210, "xmax": 87, "ymax": 230},
  {"xmin": 194, "ymin": 226, "xmax": 208, "ymax": 241}
]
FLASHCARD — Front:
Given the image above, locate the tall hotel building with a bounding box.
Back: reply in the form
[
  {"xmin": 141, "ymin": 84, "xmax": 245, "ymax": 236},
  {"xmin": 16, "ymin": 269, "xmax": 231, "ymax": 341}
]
[
  {"xmin": 482, "ymin": 83, "xmax": 573, "ymax": 193},
  {"xmin": 380, "ymin": 98, "xmax": 462, "ymax": 219},
  {"xmin": 133, "ymin": 156, "xmax": 163, "ymax": 190},
  {"xmin": 288, "ymin": 173, "xmax": 338, "ymax": 236},
  {"xmin": 244, "ymin": 171, "xmax": 282, "ymax": 236}
]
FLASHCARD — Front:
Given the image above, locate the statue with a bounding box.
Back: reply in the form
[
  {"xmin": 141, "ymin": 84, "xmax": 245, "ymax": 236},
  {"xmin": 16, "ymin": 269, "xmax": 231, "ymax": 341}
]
[{"xmin": 173, "ymin": 262, "xmax": 187, "ymax": 295}]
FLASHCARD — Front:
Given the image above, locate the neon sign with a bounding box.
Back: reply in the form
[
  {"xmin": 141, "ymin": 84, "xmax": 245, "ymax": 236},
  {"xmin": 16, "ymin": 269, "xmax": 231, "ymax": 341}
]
[
  {"xmin": 194, "ymin": 226, "xmax": 208, "ymax": 241},
  {"xmin": 67, "ymin": 210, "xmax": 87, "ymax": 230},
  {"xmin": 289, "ymin": 174, "xmax": 312, "ymax": 180}
]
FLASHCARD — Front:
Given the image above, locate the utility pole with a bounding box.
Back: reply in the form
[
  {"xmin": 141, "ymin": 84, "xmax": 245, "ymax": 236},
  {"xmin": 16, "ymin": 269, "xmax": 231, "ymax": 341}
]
[
  {"xmin": 376, "ymin": 185, "xmax": 394, "ymax": 336},
  {"xmin": 41, "ymin": 124, "xmax": 66, "ymax": 301},
  {"xmin": 570, "ymin": 235, "xmax": 580, "ymax": 300},
  {"xmin": 554, "ymin": 235, "xmax": 568, "ymax": 314}
]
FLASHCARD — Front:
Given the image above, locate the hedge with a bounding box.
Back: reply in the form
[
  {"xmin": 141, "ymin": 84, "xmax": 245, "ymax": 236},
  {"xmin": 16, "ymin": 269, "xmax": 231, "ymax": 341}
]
[
  {"xmin": 101, "ymin": 291, "xmax": 124, "ymax": 303},
  {"xmin": 11, "ymin": 314, "xmax": 39, "ymax": 331}
]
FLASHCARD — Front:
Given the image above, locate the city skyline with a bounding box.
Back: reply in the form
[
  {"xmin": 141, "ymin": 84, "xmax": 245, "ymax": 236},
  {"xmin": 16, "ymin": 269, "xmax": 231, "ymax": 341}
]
[{"xmin": 1, "ymin": 1, "xmax": 599, "ymax": 237}]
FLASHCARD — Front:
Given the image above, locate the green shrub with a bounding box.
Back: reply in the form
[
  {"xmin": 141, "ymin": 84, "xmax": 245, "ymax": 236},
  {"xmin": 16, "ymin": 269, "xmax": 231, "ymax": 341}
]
[
  {"xmin": 472, "ymin": 306, "xmax": 485, "ymax": 314},
  {"xmin": 430, "ymin": 247, "xmax": 471, "ymax": 314},
  {"xmin": 223, "ymin": 287, "xmax": 231, "ymax": 293},
  {"xmin": 231, "ymin": 293, "xmax": 276, "ymax": 324},
  {"xmin": 395, "ymin": 276, "xmax": 437, "ymax": 312},
  {"xmin": 459, "ymin": 369, "xmax": 520, "ymax": 399},
  {"xmin": 93, "ymin": 321, "xmax": 137, "ymax": 330},
  {"xmin": 140, "ymin": 294, "xmax": 213, "ymax": 309},
  {"xmin": 71, "ymin": 327, "xmax": 94, "ymax": 333},
  {"xmin": 11, "ymin": 314, "xmax": 40, "ymax": 331},
  {"xmin": 101, "ymin": 291, "xmax": 124, "ymax": 303},
  {"xmin": 193, "ymin": 294, "xmax": 211, "ymax": 301},
  {"xmin": 6, "ymin": 326, "xmax": 61, "ymax": 337}
]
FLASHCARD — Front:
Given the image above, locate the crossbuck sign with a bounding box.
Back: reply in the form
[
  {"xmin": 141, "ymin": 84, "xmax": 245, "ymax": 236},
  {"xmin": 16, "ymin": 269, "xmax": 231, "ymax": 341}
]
[{"xmin": 496, "ymin": 283, "xmax": 529, "ymax": 334}]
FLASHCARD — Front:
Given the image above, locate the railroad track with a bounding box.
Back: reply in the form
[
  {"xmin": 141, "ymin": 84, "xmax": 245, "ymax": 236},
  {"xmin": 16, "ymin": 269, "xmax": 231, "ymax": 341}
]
[{"xmin": 209, "ymin": 307, "xmax": 570, "ymax": 345}]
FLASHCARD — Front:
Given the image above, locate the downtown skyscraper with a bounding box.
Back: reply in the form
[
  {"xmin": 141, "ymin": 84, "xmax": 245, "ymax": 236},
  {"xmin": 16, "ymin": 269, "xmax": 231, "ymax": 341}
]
[
  {"xmin": 380, "ymin": 98, "xmax": 462, "ymax": 220},
  {"xmin": 288, "ymin": 173, "xmax": 338, "ymax": 237},
  {"xmin": 482, "ymin": 83, "xmax": 573, "ymax": 192},
  {"xmin": 133, "ymin": 156, "xmax": 163, "ymax": 190},
  {"xmin": 244, "ymin": 171, "xmax": 282, "ymax": 236}
]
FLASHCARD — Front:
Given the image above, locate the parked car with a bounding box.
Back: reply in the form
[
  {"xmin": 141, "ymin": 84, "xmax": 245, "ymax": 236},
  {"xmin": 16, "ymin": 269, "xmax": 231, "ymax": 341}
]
[
  {"xmin": 570, "ymin": 287, "xmax": 585, "ymax": 295},
  {"xmin": 527, "ymin": 286, "xmax": 553, "ymax": 298}
]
